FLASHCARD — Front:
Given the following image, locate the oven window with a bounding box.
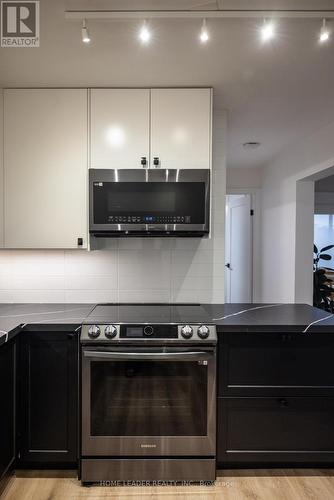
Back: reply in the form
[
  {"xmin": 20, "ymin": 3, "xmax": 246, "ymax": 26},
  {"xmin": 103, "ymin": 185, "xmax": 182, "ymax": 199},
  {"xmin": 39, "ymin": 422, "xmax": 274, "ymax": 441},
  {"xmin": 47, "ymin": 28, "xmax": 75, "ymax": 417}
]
[{"xmin": 90, "ymin": 361, "xmax": 208, "ymax": 436}]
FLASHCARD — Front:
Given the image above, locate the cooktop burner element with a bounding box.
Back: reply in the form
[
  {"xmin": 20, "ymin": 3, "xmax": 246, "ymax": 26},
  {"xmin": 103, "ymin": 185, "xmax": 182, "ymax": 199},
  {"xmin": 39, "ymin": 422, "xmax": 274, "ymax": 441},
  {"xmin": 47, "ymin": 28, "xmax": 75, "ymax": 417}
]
[
  {"xmin": 83, "ymin": 303, "xmax": 214, "ymax": 324},
  {"xmin": 81, "ymin": 303, "xmax": 217, "ymax": 344}
]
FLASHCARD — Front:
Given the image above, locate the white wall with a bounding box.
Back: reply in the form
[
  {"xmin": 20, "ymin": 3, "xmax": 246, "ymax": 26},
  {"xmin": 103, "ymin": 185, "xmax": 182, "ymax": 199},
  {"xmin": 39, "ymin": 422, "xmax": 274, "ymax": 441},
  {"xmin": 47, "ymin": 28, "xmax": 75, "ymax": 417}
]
[
  {"xmin": 0, "ymin": 108, "xmax": 226, "ymax": 304},
  {"xmin": 261, "ymin": 119, "xmax": 334, "ymax": 304},
  {"xmin": 226, "ymin": 167, "xmax": 262, "ymax": 190}
]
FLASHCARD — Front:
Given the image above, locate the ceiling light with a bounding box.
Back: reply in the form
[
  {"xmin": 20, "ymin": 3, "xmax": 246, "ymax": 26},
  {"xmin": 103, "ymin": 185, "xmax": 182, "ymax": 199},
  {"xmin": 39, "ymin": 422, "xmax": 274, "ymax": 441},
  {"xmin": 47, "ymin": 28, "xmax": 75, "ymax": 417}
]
[
  {"xmin": 139, "ymin": 20, "xmax": 151, "ymax": 44},
  {"xmin": 199, "ymin": 18, "xmax": 209, "ymax": 43},
  {"xmin": 81, "ymin": 20, "xmax": 90, "ymax": 44},
  {"xmin": 320, "ymin": 19, "xmax": 330, "ymax": 43},
  {"xmin": 261, "ymin": 19, "xmax": 275, "ymax": 42}
]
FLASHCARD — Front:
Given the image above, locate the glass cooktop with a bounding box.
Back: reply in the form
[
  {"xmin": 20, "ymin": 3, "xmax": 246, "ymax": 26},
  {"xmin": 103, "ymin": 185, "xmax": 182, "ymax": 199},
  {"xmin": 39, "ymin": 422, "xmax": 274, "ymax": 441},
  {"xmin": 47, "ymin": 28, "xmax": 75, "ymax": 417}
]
[{"xmin": 83, "ymin": 303, "xmax": 215, "ymax": 324}]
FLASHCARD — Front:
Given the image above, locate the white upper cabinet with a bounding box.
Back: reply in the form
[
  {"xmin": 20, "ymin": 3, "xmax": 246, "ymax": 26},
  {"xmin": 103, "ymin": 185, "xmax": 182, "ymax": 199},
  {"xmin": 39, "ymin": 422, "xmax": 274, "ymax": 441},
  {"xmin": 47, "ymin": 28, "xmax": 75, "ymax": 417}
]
[
  {"xmin": 150, "ymin": 88, "xmax": 212, "ymax": 169},
  {"xmin": 4, "ymin": 89, "xmax": 88, "ymax": 249},
  {"xmin": 90, "ymin": 89, "xmax": 150, "ymax": 169}
]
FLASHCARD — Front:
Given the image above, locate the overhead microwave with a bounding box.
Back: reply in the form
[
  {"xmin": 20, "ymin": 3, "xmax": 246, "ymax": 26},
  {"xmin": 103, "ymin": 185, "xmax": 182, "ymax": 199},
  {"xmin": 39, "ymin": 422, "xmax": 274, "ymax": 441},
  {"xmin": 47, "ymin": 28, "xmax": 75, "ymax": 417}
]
[{"xmin": 89, "ymin": 169, "xmax": 210, "ymax": 237}]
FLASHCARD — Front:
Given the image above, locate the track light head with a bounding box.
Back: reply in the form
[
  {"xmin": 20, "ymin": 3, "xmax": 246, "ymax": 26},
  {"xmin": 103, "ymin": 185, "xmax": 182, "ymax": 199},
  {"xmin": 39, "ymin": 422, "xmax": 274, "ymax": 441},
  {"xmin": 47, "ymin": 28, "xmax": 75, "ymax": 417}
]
[
  {"xmin": 320, "ymin": 18, "xmax": 330, "ymax": 43},
  {"xmin": 200, "ymin": 18, "xmax": 209, "ymax": 43},
  {"xmin": 139, "ymin": 20, "xmax": 151, "ymax": 44},
  {"xmin": 261, "ymin": 19, "xmax": 275, "ymax": 42},
  {"xmin": 82, "ymin": 19, "xmax": 90, "ymax": 44}
]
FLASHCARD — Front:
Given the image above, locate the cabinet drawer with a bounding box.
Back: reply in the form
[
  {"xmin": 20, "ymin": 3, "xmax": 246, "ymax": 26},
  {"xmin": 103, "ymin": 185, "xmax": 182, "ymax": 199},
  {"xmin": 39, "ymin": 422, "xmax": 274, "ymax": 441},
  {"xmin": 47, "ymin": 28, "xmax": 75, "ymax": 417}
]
[
  {"xmin": 218, "ymin": 333, "xmax": 334, "ymax": 396},
  {"xmin": 217, "ymin": 397, "xmax": 334, "ymax": 464}
]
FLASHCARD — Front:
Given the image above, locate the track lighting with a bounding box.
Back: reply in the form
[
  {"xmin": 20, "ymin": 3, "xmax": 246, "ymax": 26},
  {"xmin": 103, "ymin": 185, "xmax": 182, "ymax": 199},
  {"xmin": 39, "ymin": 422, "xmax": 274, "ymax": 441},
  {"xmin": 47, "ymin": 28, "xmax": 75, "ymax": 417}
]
[
  {"xmin": 139, "ymin": 20, "xmax": 151, "ymax": 44},
  {"xmin": 320, "ymin": 19, "xmax": 330, "ymax": 43},
  {"xmin": 199, "ymin": 19, "xmax": 209, "ymax": 43},
  {"xmin": 261, "ymin": 19, "xmax": 275, "ymax": 42},
  {"xmin": 81, "ymin": 20, "xmax": 90, "ymax": 44}
]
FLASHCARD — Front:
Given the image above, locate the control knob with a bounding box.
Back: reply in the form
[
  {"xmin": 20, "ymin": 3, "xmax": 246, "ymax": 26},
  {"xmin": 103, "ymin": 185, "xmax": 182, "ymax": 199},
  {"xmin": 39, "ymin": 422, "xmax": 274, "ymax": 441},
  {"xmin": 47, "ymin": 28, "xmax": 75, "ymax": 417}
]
[
  {"xmin": 144, "ymin": 325, "xmax": 154, "ymax": 336},
  {"xmin": 197, "ymin": 325, "xmax": 210, "ymax": 339},
  {"xmin": 181, "ymin": 325, "xmax": 193, "ymax": 339},
  {"xmin": 88, "ymin": 325, "xmax": 100, "ymax": 339},
  {"xmin": 105, "ymin": 325, "xmax": 117, "ymax": 339}
]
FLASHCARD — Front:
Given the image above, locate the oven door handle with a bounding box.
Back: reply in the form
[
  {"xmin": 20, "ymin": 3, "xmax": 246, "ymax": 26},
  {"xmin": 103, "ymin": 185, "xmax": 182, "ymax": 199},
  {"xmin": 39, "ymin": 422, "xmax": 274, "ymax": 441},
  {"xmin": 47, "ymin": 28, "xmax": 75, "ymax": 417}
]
[{"xmin": 83, "ymin": 350, "xmax": 213, "ymax": 361}]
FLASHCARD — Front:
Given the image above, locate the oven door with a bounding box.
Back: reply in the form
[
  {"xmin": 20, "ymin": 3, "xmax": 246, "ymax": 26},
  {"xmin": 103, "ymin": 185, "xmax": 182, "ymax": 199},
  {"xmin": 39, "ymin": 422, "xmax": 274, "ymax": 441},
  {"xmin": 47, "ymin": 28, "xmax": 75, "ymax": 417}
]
[
  {"xmin": 89, "ymin": 169, "xmax": 210, "ymax": 235},
  {"xmin": 81, "ymin": 347, "xmax": 216, "ymax": 456}
]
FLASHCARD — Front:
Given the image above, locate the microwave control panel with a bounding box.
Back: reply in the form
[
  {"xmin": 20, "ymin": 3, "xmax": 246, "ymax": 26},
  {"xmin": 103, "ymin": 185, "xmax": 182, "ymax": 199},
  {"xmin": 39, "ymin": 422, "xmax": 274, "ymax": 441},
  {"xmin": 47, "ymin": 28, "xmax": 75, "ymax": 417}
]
[{"xmin": 107, "ymin": 215, "xmax": 191, "ymax": 224}]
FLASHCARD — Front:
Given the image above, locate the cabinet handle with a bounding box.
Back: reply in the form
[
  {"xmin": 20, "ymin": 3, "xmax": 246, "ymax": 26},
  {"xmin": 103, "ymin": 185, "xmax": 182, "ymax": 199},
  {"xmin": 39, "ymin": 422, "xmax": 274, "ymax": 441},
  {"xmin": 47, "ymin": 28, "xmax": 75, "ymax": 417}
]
[
  {"xmin": 279, "ymin": 398, "xmax": 288, "ymax": 407},
  {"xmin": 141, "ymin": 156, "xmax": 147, "ymax": 168},
  {"xmin": 77, "ymin": 237, "xmax": 83, "ymax": 247},
  {"xmin": 67, "ymin": 333, "xmax": 76, "ymax": 339},
  {"xmin": 153, "ymin": 157, "xmax": 160, "ymax": 168}
]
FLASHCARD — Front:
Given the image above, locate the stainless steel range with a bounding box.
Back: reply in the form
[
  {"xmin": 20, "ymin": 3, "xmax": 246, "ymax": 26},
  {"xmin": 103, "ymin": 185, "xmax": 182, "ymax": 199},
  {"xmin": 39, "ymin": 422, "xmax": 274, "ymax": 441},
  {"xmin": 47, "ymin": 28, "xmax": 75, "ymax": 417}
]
[{"xmin": 80, "ymin": 304, "xmax": 217, "ymax": 484}]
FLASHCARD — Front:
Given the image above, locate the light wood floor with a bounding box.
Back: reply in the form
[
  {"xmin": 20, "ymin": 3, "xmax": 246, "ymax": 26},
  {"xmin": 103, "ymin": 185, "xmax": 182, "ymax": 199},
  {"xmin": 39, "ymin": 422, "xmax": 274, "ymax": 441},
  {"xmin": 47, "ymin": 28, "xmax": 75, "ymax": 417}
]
[{"xmin": 1, "ymin": 469, "xmax": 334, "ymax": 500}]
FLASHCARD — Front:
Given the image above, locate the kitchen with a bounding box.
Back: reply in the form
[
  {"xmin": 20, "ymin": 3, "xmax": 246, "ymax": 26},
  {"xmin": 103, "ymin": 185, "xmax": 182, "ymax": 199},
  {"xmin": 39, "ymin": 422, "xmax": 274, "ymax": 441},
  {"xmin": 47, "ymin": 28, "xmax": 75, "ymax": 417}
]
[{"xmin": 1, "ymin": 1, "xmax": 334, "ymax": 499}]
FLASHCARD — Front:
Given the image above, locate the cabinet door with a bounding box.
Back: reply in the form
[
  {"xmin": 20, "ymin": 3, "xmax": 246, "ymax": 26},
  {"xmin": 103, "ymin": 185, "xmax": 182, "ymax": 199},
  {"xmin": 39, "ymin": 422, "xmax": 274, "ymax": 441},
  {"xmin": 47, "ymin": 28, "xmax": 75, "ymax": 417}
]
[
  {"xmin": 90, "ymin": 89, "xmax": 150, "ymax": 169},
  {"xmin": 217, "ymin": 397, "xmax": 334, "ymax": 465},
  {"xmin": 218, "ymin": 332, "xmax": 334, "ymax": 397},
  {"xmin": 0, "ymin": 340, "xmax": 16, "ymax": 479},
  {"xmin": 150, "ymin": 88, "xmax": 212, "ymax": 169},
  {"xmin": 4, "ymin": 89, "xmax": 88, "ymax": 249},
  {"xmin": 18, "ymin": 331, "xmax": 78, "ymax": 465}
]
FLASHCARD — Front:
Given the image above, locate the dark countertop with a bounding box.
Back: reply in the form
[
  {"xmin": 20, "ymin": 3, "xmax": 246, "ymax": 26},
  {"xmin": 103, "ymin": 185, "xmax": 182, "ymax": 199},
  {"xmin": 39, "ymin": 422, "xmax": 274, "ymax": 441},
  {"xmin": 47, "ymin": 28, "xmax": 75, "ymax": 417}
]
[
  {"xmin": 0, "ymin": 304, "xmax": 94, "ymax": 347},
  {"xmin": 0, "ymin": 302, "xmax": 333, "ymax": 347}
]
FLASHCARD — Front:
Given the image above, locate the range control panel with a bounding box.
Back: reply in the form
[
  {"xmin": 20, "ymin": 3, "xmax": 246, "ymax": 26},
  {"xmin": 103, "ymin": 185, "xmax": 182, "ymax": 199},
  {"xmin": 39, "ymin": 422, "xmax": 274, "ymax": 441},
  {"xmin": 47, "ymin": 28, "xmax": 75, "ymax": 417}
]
[
  {"xmin": 107, "ymin": 215, "xmax": 191, "ymax": 224},
  {"xmin": 81, "ymin": 324, "xmax": 217, "ymax": 343}
]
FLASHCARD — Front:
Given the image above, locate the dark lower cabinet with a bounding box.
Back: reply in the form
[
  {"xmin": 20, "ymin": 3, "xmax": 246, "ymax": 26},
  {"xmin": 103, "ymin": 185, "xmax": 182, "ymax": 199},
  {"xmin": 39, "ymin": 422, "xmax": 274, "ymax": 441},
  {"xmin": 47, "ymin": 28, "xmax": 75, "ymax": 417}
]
[
  {"xmin": 217, "ymin": 397, "xmax": 334, "ymax": 464},
  {"xmin": 18, "ymin": 329, "xmax": 78, "ymax": 466},
  {"xmin": 217, "ymin": 332, "xmax": 334, "ymax": 467},
  {"xmin": 0, "ymin": 339, "xmax": 16, "ymax": 479},
  {"xmin": 218, "ymin": 332, "xmax": 334, "ymax": 397}
]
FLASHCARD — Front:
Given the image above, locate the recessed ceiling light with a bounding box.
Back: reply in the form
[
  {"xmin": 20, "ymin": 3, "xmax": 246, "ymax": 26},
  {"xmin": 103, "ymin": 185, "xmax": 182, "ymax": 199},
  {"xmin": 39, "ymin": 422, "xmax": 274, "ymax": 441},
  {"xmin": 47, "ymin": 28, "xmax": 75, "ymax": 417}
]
[
  {"xmin": 320, "ymin": 19, "xmax": 330, "ymax": 43},
  {"xmin": 243, "ymin": 142, "xmax": 261, "ymax": 150},
  {"xmin": 261, "ymin": 19, "xmax": 275, "ymax": 42},
  {"xmin": 139, "ymin": 20, "xmax": 151, "ymax": 44},
  {"xmin": 81, "ymin": 19, "xmax": 91, "ymax": 44},
  {"xmin": 199, "ymin": 18, "xmax": 209, "ymax": 43}
]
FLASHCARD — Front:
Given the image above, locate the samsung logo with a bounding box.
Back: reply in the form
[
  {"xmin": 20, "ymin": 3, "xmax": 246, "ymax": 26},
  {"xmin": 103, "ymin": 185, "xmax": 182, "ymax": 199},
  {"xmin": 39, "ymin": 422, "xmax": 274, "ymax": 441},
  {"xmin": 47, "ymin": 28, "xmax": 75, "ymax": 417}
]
[{"xmin": 140, "ymin": 444, "xmax": 157, "ymax": 448}]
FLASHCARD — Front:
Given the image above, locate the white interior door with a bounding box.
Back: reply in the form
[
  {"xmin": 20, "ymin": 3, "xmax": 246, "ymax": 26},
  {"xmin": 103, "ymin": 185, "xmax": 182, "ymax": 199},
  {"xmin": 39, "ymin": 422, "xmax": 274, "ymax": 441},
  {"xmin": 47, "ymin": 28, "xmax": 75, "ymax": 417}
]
[{"xmin": 225, "ymin": 194, "xmax": 252, "ymax": 303}]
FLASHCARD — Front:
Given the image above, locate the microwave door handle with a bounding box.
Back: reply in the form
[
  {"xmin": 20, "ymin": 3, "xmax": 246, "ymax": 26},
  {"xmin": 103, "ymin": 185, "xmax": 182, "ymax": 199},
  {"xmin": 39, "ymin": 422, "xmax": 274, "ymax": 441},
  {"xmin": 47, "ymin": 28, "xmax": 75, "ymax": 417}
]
[{"xmin": 83, "ymin": 351, "xmax": 212, "ymax": 361}]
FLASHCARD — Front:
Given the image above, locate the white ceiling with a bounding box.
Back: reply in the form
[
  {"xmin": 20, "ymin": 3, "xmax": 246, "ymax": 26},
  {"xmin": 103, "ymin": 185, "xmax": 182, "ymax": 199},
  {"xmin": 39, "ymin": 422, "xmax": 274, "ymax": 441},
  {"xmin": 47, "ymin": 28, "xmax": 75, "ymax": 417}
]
[{"xmin": 1, "ymin": 0, "xmax": 334, "ymax": 168}]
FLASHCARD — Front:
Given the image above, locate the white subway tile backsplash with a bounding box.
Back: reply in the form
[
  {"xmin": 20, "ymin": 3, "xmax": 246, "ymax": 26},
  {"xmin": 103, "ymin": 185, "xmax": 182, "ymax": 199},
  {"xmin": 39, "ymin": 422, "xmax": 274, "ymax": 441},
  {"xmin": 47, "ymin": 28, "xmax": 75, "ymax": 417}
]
[
  {"xmin": 0, "ymin": 112, "xmax": 226, "ymax": 304},
  {"xmin": 65, "ymin": 250, "xmax": 117, "ymax": 276},
  {"xmin": 0, "ymin": 289, "xmax": 66, "ymax": 303},
  {"xmin": 118, "ymin": 290, "xmax": 170, "ymax": 303},
  {"xmin": 64, "ymin": 289, "xmax": 118, "ymax": 303},
  {"xmin": 118, "ymin": 250, "xmax": 171, "ymax": 291},
  {"xmin": 0, "ymin": 275, "xmax": 65, "ymax": 290},
  {"xmin": 65, "ymin": 274, "xmax": 117, "ymax": 291}
]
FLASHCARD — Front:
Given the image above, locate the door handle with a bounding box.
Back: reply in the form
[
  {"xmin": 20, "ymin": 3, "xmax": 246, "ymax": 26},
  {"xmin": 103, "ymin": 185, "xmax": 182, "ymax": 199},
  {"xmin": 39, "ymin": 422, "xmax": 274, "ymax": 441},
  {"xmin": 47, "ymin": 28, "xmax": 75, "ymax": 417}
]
[
  {"xmin": 141, "ymin": 156, "xmax": 147, "ymax": 168},
  {"xmin": 153, "ymin": 157, "xmax": 160, "ymax": 168},
  {"xmin": 83, "ymin": 350, "xmax": 213, "ymax": 361}
]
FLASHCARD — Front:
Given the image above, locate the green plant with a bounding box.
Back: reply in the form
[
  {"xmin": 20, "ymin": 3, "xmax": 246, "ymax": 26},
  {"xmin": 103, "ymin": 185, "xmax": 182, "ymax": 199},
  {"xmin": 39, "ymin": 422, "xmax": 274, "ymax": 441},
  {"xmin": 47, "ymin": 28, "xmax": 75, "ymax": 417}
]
[
  {"xmin": 313, "ymin": 244, "xmax": 334, "ymax": 310},
  {"xmin": 313, "ymin": 244, "xmax": 334, "ymax": 270}
]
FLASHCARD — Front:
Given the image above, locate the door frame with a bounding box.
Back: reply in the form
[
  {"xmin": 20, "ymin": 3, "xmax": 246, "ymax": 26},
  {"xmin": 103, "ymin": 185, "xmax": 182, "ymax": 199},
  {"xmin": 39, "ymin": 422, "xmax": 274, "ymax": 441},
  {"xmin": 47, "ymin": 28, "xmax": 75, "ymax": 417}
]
[{"xmin": 225, "ymin": 189, "xmax": 261, "ymax": 303}]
